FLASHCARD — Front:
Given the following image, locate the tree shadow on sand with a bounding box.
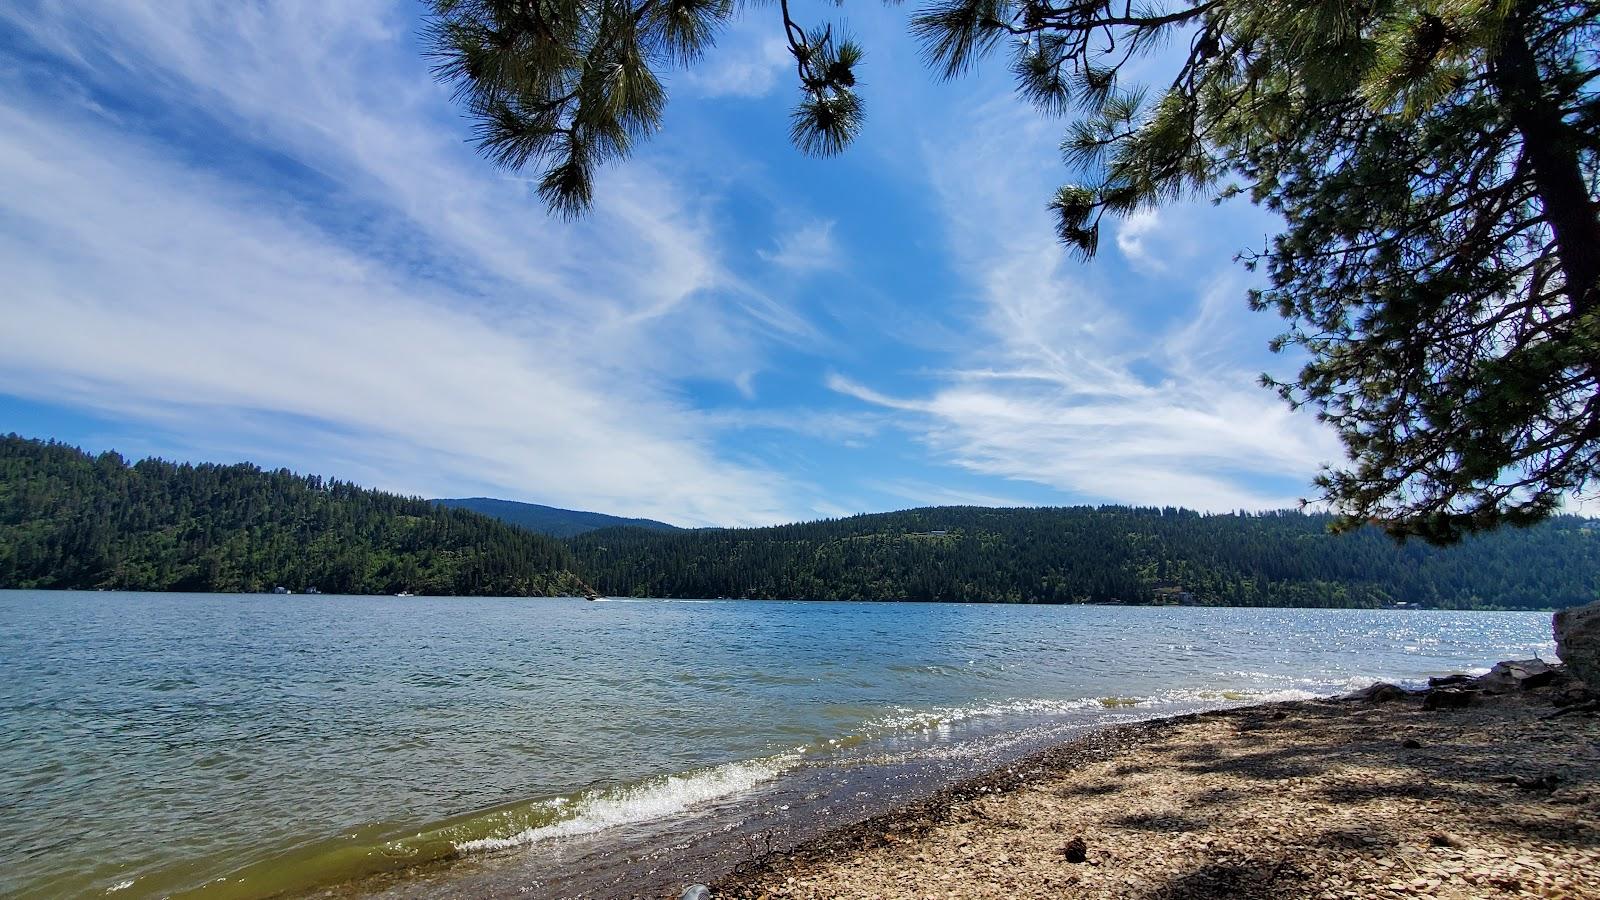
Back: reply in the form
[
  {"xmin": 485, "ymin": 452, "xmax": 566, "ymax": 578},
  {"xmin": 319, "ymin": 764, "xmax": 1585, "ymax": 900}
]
[{"xmin": 1122, "ymin": 691, "xmax": 1600, "ymax": 899}]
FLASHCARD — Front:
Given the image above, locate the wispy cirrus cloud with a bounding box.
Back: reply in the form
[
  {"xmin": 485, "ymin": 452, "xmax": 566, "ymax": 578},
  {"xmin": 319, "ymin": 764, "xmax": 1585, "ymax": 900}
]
[
  {"xmin": 827, "ymin": 96, "xmax": 1342, "ymax": 512},
  {"xmin": 758, "ymin": 219, "xmax": 842, "ymax": 272}
]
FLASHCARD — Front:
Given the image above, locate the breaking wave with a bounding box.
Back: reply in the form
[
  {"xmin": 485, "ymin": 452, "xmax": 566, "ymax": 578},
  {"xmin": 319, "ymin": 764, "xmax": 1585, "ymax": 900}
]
[{"xmin": 454, "ymin": 753, "xmax": 799, "ymax": 854}]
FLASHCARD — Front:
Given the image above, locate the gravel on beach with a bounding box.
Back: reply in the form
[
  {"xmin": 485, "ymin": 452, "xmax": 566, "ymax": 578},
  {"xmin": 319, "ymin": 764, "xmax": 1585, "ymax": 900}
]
[{"xmin": 713, "ymin": 672, "xmax": 1600, "ymax": 900}]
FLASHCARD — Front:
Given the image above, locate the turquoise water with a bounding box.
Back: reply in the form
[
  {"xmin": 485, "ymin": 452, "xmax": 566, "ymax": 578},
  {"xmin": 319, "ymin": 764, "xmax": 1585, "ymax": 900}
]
[{"xmin": 0, "ymin": 592, "xmax": 1556, "ymax": 898}]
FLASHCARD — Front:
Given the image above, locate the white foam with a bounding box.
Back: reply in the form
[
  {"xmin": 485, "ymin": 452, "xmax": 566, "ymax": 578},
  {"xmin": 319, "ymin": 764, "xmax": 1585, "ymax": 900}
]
[
  {"xmin": 863, "ymin": 676, "xmax": 1406, "ymax": 735},
  {"xmin": 1240, "ymin": 688, "xmax": 1324, "ymax": 703},
  {"xmin": 454, "ymin": 754, "xmax": 796, "ymax": 854},
  {"xmin": 863, "ymin": 697, "xmax": 1110, "ymax": 732},
  {"xmin": 106, "ymin": 880, "xmax": 135, "ymax": 893}
]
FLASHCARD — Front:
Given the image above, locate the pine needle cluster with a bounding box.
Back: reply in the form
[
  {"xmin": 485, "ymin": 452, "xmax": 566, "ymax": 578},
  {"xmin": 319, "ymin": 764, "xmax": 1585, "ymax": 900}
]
[{"xmin": 426, "ymin": 0, "xmax": 864, "ymax": 214}]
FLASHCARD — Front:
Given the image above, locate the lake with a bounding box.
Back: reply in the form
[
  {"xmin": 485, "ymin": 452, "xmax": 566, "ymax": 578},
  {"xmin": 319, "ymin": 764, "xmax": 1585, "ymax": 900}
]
[{"xmin": 0, "ymin": 592, "xmax": 1556, "ymax": 898}]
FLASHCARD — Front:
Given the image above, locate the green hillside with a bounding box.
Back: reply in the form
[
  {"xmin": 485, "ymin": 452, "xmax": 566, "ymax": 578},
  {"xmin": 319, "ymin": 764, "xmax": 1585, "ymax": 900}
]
[
  {"xmin": 569, "ymin": 506, "xmax": 1600, "ymax": 610},
  {"xmin": 0, "ymin": 436, "xmax": 585, "ymax": 596},
  {"xmin": 432, "ymin": 497, "xmax": 678, "ymax": 538},
  {"xmin": 5, "ymin": 435, "xmax": 1597, "ymax": 608}
]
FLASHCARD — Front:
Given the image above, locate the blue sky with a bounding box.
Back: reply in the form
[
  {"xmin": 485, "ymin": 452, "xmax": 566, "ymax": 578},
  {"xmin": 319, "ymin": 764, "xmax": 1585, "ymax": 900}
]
[{"xmin": 0, "ymin": 0, "xmax": 1349, "ymax": 527}]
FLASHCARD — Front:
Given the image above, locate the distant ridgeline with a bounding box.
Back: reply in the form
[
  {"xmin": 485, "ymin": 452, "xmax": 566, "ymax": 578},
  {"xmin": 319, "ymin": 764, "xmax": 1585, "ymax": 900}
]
[
  {"xmin": 431, "ymin": 497, "xmax": 678, "ymax": 538},
  {"xmin": 568, "ymin": 506, "xmax": 1600, "ymax": 610},
  {"xmin": 0, "ymin": 436, "xmax": 585, "ymax": 596}
]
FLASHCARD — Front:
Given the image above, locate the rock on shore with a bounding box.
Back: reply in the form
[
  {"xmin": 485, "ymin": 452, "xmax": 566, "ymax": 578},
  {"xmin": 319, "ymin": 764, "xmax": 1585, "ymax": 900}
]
[{"xmin": 1556, "ymin": 600, "xmax": 1600, "ymax": 689}]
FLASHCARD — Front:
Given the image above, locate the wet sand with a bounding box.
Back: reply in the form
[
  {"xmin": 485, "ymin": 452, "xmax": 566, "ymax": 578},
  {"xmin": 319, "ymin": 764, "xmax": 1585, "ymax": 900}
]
[{"xmin": 714, "ymin": 674, "xmax": 1600, "ymax": 899}]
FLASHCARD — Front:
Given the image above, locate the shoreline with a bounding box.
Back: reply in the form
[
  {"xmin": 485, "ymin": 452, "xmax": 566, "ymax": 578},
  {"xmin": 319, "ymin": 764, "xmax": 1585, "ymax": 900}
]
[
  {"xmin": 0, "ymin": 590, "xmax": 1568, "ymax": 612},
  {"xmin": 711, "ymin": 669, "xmax": 1599, "ymax": 900},
  {"xmin": 321, "ymin": 701, "xmax": 1250, "ymax": 899},
  {"xmin": 318, "ymin": 667, "xmax": 1592, "ymax": 899},
  {"xmin": 327, "ymin": 667, "xmax": 1592, "ymax": 899}
]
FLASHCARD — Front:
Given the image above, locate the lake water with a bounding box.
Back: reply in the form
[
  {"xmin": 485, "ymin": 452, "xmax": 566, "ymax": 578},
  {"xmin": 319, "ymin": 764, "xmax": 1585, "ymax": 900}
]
[{"xmin": 0, "ymin": 592, "xmax": 1557, "ymax": 898}]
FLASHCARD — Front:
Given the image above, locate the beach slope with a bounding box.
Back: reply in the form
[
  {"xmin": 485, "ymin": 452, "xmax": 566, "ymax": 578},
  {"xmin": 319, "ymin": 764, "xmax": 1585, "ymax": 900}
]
[{"xmin": 715, "ymin": 672, "xmax": 1599, "ymax": 899}]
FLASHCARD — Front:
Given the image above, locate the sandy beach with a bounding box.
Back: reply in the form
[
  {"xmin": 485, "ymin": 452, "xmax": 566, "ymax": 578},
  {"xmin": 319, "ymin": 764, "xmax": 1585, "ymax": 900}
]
[{"xmin": 713, "ymin": 668, "xmax": 1599, "ymax": 900}]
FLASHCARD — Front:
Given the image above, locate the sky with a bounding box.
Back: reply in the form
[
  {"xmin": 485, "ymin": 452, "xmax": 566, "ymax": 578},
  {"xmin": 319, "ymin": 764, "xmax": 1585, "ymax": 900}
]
[{"xmin": 0, "ymin": 0, "xmax": 1351, "ymax": 527}]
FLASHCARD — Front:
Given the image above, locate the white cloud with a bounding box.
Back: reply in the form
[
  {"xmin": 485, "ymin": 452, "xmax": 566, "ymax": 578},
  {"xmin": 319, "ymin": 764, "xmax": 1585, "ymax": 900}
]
[
  {"xmin": 1114, "ymin": 202, "xmax": 1234, "ymax": 277},
  {"xmin": 0, "ymin": 0, "xmax": 818, "ymax": 526},
  {"xmin": 758, "ymin": 219, "xmax": 842, "ymax": 272},
  {"xmin": 825, "ymin": 97, "xmax": 1342, "ymax": 512},
  {"xmin": 679, "ymin": 28, "xmax": 792, "ymax": 100},
  {"xmin": 1563, "ymin": 493, "xmax": 1600, "ymax": 517},
  {"xmin": 1115, "ymin": 208, "xmax": 1167, "ymax": 273}
]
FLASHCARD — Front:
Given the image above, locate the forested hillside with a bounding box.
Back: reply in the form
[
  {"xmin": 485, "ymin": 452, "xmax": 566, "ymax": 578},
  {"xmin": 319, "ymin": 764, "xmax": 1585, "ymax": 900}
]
[
  {"xmin": 569, "ymin": 506, "xmax": 1600, "ymax": 609},
  {"xmin": 5, "ymin": 436, "xmax": 1597, "ymax": 607},
  {"xmin": 0, "ymin": 436, "xmax": 585, "ymax": 595},
  {"xmin": 432, "ymin": 497, "xmax": 677, "ymax": 537}
]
